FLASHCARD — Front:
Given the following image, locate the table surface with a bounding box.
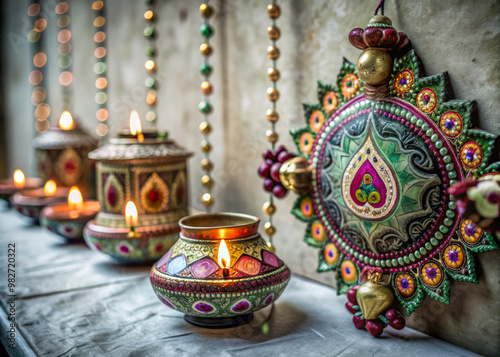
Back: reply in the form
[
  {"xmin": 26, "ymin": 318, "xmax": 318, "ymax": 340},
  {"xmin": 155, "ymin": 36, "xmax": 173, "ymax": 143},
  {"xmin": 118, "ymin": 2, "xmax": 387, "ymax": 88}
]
[{"xmin": 0, "ymin": 206, "xmax": 479, "ymax": 357}]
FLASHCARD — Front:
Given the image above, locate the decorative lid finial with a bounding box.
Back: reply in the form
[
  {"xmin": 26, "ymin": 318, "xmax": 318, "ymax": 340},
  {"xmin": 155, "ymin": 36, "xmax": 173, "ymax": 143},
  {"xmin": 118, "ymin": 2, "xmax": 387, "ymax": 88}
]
[{"xmin": 348, "ymin": 15, "xmax": 410, "ymax": 100}]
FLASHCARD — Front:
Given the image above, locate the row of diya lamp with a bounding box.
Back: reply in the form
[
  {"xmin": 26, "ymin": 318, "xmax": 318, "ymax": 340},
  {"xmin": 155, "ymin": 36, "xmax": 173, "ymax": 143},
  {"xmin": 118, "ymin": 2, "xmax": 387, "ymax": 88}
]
[{"xmin": 0, "ymin": 111, "xmax": 291, "ymax": 328}]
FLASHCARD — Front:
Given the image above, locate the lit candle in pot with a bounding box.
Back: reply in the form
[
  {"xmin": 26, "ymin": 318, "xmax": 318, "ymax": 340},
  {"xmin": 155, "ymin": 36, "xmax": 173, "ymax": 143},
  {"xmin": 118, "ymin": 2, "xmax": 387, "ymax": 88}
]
[
  {"xmin": 68, "ymin": 186, "xmax": 84, "ymax": 213},
  {"xmin": 129, "ymin": 110, "xmax": 144, "ymax": 143},
  {"xmin": 44, "ymin": 180, "xmax": 57, "ymax": 196},
  {"xmin": 40, "ymin": 186, "xmax": 99, "ymax": 240},
  {"xmin": 13, "ymin": 170, "xmax": 25, "ymax": 190},
  {"xmin": 59, "ymin": 111, "xmax": 74, "ymax": 130},
  {"xmin": 125, "ymin": 201, "xmax": 140, "ymax": 237},
  {"xmin": 218, "ymin": 239, "xmax": 231, "ymax": 278}
]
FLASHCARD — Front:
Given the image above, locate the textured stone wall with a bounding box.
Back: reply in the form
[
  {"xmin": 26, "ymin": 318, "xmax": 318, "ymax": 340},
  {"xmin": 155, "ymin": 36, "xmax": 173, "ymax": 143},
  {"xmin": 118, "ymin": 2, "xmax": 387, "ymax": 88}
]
[{"xmin": 1, "ymin": 0, "xmax": 499, "ymax": 355}]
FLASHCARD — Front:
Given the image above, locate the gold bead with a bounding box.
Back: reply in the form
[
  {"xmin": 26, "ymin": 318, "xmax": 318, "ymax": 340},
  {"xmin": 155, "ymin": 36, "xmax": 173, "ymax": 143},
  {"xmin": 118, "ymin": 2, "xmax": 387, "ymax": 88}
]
[
  {"xmin": 267, "ymin": 4, "xmax": 281, "ymax": 19},
  {"xmin": 201, "ymin": 158, "xmax": 214, "ymax": 171},
  {"xmin": 356, "ymin": 48, "xmax": 392, "ymax": 85},
  {"xmin": 267, "ymin": 45, "xmax": 280, "ymax": 59},
  {"xmin": 266, "ymin": 109, "xmax": 279, "ymax": 122},
  {"xmin": 201, "ymin": 140, "xmax": 212, "ymax": 153},
  {"xmin": 267, "ymin": 67, "xmax": 280, "ymax": 81},
  {"xmin": 266, "ymin": 241, "xmax": 276, "ymax": 253},
  {"xmin": 267, "ymin": 26, "xmax": 280, "ymax": 40},
  {"xmin": 199, "ymin": 4, "xmax": 214, "ymax": 18},
  {"xmin": 199, "ymin": 121, "xmax": 212, "ymax": 135},
  {"xmin": 201, "ymin": 81, "xmax": 213, "ymax": 95},
  {"xmin": 279, "ymin": 156, "xmax": 313, "ymax": 195},
  {"xmin": 267, "ymin": 87, "xmax": 279, "ymax": 101},
  {"xmin": 266, "ymin": 129, "xmax": 278, "ymax": 143},
  {"xmin": 201, "ymin": 192, "xmax": 214, "ymax": 207},
  {"xmin": 201, "ymin": 174, "xmax": 215, "ymax": 189},
  {"xmin": 262, "ymin": 201, "xmax": 276, "ymax": 215},
  {"xmin": 200, "ymin": 43, "xmax": 212, "ymax": 56},
  {"xmin": 264, "ymin": 221, "xmax": 276, "ymax": 237}
]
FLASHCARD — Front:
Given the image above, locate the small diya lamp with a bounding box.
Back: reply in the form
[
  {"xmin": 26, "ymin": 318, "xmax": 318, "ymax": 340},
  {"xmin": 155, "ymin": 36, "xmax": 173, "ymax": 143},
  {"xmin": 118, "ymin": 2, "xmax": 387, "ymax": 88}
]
[
  {"xmin": 41, "ymin": 186, "xmax": 100, "ymax": 241},
  {"xmin": 0, "ymin": 170, "xmax": 43, "ymax": 207},
  {"xmin": 32, "ymin": 111, "xmax": 98, "ymax": 197},
  {"xmin": 150, "ymin": 213, "xmax": 292, "ymax": 328},
  {"xmin": 83, "ymin": 111, "xmax": 192, "ymax": 262},
  {"xmin": 12, "ymin": 180, "xmax": 69, "ymax": 223}
]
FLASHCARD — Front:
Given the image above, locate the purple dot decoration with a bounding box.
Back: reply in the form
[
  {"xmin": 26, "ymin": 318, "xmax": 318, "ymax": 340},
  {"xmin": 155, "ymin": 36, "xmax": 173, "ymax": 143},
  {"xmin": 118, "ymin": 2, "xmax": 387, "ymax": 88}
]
[
  {"xmin": 401, "ymin": 278, "xmax": 409, "ymax": 289},
  {"xmin": 232, "ymin": 300, "xmax": 251, "ymax": 313},
  {"xmin": 264, "ymin": 293, "xmax": 274, "ymax": 306},
  {"xmin": 157, "ymin": 294, "xmax": 174, "ymax": 309},
  {"xmin": 465, "ymin": 223, "xmax": 476, "ymax": 237},
  {"xmin": 194, "ymin": 302, "xmax": 214, "ymax": 314},
  {"xmin": 448, "ymin": 249, "xmax": 459, "ymax": 263},
  {"xmin": 118, "ymin": 245, "xmax": 130, "ymax": 254},
  {"xmin": 426, "ymin": 267, "xmax": 437, "ymax": 280}
]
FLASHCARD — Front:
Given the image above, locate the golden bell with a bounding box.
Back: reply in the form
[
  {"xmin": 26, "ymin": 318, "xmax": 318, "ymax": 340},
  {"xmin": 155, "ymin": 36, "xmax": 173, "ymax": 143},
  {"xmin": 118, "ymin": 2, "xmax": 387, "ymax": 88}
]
[
  {"xmin": 279, "ymin": 156, "xmax": 312, "ymax": 195},
  {"xmin": 356, "ymin": 48, "xmax": 392, "ymax": 86},
  {"xmin": 356, "ymin": 281, "xmax": 394, "ymax": 320}
]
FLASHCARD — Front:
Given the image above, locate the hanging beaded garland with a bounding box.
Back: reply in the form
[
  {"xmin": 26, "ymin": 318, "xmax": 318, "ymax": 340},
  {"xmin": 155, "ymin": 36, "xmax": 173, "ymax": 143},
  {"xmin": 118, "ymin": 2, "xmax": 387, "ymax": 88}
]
[
  {"xmin": 56, "ymin": 1, "xmax": 72, "ymax": 111},
  {"xmin": 199, "ymin": 2, "xmax": 215, "ymax": 210},
  {"xmin": 258, "ymin": 1, "xmax": 290, "ymax": 252},
  {"xmin": 92, "ymin": 0, "xmax": 108, "ymax": 138},
  {"xmin": 28, "ymin": 0, "xmax": 50, "ymax": 133},
  {"xmin": 144, "ymin": 0, "xmax": 158, "ymax": 127}
]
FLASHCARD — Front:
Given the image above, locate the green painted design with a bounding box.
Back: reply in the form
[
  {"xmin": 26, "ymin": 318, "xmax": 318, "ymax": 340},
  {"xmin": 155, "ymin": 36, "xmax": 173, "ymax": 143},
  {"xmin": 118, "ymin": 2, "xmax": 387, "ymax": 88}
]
[
  {"xmin": 420, "ymin": 267, "xmax": 451, "ymax": 304},
  {"xmin": 290, "ymin": 44, "xmax": 500, "ymax": 318},
  {"xmin": 392, "ymin": 272, "xmax": 425, "ymax": 316}
]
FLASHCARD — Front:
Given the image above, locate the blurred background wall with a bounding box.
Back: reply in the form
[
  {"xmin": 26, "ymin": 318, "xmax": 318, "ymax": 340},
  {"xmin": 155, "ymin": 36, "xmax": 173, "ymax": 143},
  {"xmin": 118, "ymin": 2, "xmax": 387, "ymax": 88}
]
[{"xmin": 1, "ymin": 0, "xmax": 499, "ymax": 355}]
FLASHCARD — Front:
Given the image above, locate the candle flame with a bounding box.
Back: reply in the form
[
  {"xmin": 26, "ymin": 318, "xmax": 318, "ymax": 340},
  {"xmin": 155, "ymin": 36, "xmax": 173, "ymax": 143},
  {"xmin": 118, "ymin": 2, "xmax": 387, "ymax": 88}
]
[
  {"xmin": 218, "ymin": 239, "xmax": 230, "ymax": 268},
  {"xmin": 13, "ymin": 170, "xmax": 25, "ymax": 189},
  {"xmin": 59, "ymin": 111, "xmax": 74, "ymax": 130},
  {"xmin": 129, "ymin": 110, "xmax": 142, "ymax": 136},
  {"xmin": 125, "ymin": 201, "xmax": 138, "ymax": 228},
  {"xmin": 68, "ymin": 186, "xmax": 83, "ymax": 211},
  {"xmin": 44, "ymin": 180, "xmax": 57, "ymax": 196}
]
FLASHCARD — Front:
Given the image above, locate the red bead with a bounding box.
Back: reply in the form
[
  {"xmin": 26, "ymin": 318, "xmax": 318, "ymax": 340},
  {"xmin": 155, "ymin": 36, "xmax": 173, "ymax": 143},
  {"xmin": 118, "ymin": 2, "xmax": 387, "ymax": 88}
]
[
  {"xmin": 347, "ymin": 285, "xmax": 360, "ymax": 304},
  {"xmin": 277, "ymin": 151, "xmax": 294, "ymax": 163},
  {"xmin": 345, "ymin": 302, "xmax": 359, "ymax": 314},
  {"xmin": 352, "ymin": 315, "xmax": 365, "ymax": 329},
  {"xmin": 258, "ymin": 163, "xmax": 271, "ymax": 178},
  {"xmin": 272, "ymin": 184, "xmax": 287, "ymax": 198},
  {"xmin": 366, "ymin": 320, "xmax": 384, "ymax": 337},
  {"xmin": 274, "ymin": 145, "xmax": 286, "ymax": 156},
  {"xmin": 263, "ymin": 178, "xmax": 274, "ymax": 192},
  {"xmin": 263, "ymin": 149, "xmax": 275, "ymax": 161},
  {"xmin": 385, "ymin": 309, "xmax": 399, "ymax": 322},
  {"xmin": 389, "ymin": 317, "xmax": 405, "ymax": 330},
  {"xmin": 270, "ymin": 162, "xmax": 282, "ymax": 182}
]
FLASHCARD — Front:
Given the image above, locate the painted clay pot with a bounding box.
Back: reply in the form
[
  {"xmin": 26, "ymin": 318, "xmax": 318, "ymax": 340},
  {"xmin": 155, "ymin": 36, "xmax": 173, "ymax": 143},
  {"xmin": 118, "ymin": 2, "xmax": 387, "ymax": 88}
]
[
  {"xmin": 12, "ymin": 187, "xmax": 70, "ymax": 224},
  {"xmin": 32, "ymin": 121, "xmax": 97, "ymax": 198},
  {"xmin": 150, "ymin": 213, "xmax": 291, "ymax": 328},
  {"xmin": 83, "ymin": 135, "xmax": 192, "ymax": 262}
]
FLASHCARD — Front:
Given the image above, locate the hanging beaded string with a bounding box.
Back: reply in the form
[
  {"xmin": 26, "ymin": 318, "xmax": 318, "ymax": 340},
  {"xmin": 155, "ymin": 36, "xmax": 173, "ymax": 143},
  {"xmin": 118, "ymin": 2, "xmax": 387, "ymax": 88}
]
[
  {"xmin": 55, "ymin": 1, "xmax": 73, "ymax": 112},
  {"xmin": 92, "ymin": 0, "xmax": 109, "ymax": 138},
  {"xmin": 144, "ymin": 0, "xmax": 158, "ymax": 127},
  {"xmin": 28, "ymin": 0, "xmax": 50, "ymax": 133},
  {"xmin": 199, "ymin": 2, "xmax": 215, "ymax": 211},
  {"xmin": 263, "ymin": 1, "xmax": 281, "ymax": 250}
]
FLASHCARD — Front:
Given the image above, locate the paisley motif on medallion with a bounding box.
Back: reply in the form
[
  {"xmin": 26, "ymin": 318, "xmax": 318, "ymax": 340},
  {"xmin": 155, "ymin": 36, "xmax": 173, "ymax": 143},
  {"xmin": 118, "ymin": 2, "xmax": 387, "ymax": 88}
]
[{"xmin": 342, "ymin": 130, "xmax": 398, "ymax": 221}]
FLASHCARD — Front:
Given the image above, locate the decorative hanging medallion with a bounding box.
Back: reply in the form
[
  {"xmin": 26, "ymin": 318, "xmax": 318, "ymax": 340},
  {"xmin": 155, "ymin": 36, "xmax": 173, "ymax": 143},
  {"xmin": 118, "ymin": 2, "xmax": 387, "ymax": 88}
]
[{"xmin": 273, "ymin": 11, "xmax": 499, "ymax": 331}]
